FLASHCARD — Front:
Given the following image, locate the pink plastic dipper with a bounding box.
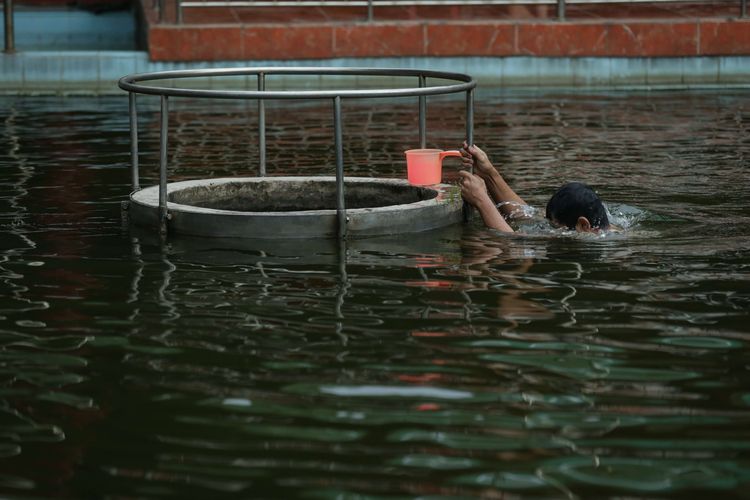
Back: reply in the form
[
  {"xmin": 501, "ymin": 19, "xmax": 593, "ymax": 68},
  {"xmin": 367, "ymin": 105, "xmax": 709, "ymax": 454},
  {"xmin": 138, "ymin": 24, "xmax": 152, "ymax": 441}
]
[{"xmin": 404, "ymin": 149, "xmax": 462, "ymax": 186}]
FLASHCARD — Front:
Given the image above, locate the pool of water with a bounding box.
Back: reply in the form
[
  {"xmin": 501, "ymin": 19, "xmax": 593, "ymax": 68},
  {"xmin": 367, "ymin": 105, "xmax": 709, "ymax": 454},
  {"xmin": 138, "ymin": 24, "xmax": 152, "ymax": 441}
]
[{"xmin": 1, "ymin": 90, "xmax": 749, "ymax": 498}]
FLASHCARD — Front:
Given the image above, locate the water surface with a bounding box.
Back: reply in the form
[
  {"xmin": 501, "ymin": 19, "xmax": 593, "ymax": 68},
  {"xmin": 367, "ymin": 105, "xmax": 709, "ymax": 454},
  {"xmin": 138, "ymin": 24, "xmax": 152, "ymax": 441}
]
[{"xmin": 1, "ymin": 90, "xmax": 749, "ymax": 498}]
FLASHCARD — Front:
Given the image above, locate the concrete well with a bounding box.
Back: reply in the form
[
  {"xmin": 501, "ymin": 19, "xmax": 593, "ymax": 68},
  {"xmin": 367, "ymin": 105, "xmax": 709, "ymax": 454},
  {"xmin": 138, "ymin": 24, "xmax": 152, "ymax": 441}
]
[{"xmin": 128, "ymin": 176, "xmax": 464, "ymax": 239}]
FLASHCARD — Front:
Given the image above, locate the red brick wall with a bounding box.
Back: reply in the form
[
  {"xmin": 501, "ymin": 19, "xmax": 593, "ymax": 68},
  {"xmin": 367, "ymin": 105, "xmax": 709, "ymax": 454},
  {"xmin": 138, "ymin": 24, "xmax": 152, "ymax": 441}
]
[
  {"xmin": 149, "ymin": 19, "xmax": 750, "ymax": 61},
  {"xmin": 143, "ymin": 0, "xmax": 750, "ymax": 61}
]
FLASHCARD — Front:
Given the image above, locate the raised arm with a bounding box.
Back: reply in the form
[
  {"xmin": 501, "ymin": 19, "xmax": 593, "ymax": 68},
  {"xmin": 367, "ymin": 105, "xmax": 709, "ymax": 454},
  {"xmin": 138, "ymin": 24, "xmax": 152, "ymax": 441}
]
[
  {"xmin": 460, "ymin": 142, "xmax": 527, "ymax": 218},
  {"xmin": 458, "ymin": 170, "xmax": 513, "ymax": 233}
]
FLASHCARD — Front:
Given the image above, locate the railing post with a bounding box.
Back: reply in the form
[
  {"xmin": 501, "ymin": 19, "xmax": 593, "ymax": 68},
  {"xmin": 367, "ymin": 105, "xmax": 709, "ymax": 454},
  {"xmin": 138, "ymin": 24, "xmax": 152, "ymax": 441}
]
[
  {"xmin": 463, "ymin": 88, "xmax": 474, "ymax": 222},
  {"xmin": 557, "ymin": 0, "xmax": 565, "ymax": 21},
  {"xmin": 176, "ymin": 0, "xmax": 183, "ymax": 23},
  {"xmin": 129, "ymin": 92, "xmax": 140, "ymax": 191},
  {"xmin": 258, "ymin": 72, "xmax": 266, "ymax": 176},
  {"xmin": 4, "ymin": 0, "xmax": 15, "ymax": 53},
  {"xmin": 465, "ymin": 88, "xmax": 474, "ymax": 148},
  {"xmin": 333, "ymin": 96, "xmax": 347, "ymax": 239},
  {"xmin": 419, "ymin": 75, "xmax": 426, "ymax": 149},
  {"xmin": 159, "ymin": 95, "xmax": 169, "ymax": 235},
  {"xmin": 742, "ymin": 0, "xmax": 747, "ymax": 18},
  {"xmin": 367, "ymin": 0, "xmax": 373, "ymax": 21}
]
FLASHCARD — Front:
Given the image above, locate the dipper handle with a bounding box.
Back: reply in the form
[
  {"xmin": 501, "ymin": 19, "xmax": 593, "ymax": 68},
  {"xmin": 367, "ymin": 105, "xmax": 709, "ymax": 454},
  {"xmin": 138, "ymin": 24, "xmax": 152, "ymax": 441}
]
[{"xmin": 439, "ymin": 150, "xmax": 462, "ymax": 162}]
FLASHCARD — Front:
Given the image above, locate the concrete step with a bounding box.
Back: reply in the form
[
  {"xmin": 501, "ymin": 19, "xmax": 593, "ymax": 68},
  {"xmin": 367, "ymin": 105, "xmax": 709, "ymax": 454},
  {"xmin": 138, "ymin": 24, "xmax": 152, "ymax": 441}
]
[{"xmin": 1, "ymin": 6, "xmax": 136, "ymax": 50}]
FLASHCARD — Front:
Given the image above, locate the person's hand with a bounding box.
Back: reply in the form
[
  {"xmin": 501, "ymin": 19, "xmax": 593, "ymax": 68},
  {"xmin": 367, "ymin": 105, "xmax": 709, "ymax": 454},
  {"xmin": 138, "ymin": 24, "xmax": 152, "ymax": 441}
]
[
  {"xmin": 460, "ymin": 142, "xmax": 497, "ymax": 180},
  {"xmin": 458, "ymin": 170, "xmax": 514, "ymax": 233},
  {"xmin": 458, "ymin": 170, "xmax": 491, "ymax": 207}
]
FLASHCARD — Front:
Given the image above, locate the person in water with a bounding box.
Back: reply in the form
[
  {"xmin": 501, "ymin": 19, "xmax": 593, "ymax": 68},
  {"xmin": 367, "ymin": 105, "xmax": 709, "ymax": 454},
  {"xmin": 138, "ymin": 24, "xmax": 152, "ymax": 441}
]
[{"xmin": 458, "ymin": 143, "xmax": 610, "ymax": 233}]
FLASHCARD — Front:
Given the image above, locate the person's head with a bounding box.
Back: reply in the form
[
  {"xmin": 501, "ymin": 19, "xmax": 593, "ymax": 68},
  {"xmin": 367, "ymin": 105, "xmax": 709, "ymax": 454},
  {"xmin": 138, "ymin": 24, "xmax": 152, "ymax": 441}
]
[{"xmin": 545, "ymin": 182, "xmax": 609, "ymax": 232}]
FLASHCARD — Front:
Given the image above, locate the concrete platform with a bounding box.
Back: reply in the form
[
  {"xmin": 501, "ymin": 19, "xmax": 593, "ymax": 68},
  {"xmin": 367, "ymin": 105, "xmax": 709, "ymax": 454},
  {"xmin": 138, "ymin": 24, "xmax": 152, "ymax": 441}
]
[
  {"xmin": 0, "ymin": 7, "xmax": 136, "ymax": 50},
  {"xmin": 2, "ymin": 51, "xmax": 748, "ymax": 94},
  {"xmin": 127, "ymin": 176, "xmax": 465, "ymax": 239}
]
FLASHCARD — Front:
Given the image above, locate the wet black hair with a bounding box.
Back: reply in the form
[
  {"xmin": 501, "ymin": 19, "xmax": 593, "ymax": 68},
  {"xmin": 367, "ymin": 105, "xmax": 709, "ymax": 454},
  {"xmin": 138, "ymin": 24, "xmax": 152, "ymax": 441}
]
[{"xmin": 545, "ymin": 182, "xmax": 609, "ymax": 230}]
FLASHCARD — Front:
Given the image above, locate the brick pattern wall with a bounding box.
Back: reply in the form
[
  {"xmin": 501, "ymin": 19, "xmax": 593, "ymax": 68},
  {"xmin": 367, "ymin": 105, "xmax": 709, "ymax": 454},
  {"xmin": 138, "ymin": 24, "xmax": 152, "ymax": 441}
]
[{"xmin": 144, "ymin": 1, "xmax": 750, "ymax": 61}]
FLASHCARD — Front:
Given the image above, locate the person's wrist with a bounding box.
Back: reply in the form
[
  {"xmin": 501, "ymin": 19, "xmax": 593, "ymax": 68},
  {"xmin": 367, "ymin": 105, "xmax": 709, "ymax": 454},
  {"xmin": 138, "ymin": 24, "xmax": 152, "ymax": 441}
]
[
  {"xmin": 475, "ymin": 167, "xmax": 492, "ymax": 180},
  {"xmin": 476, "ymin": 194, "xmax": 495, "ymax": 211},
  {"xmin": 483, "ymin": 169, "xmax": 501, "ymax": 184}
]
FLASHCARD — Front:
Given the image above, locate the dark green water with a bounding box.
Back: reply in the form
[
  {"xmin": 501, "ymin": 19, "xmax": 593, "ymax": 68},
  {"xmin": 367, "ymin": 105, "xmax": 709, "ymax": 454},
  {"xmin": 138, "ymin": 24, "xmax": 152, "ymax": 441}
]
[{"xmin": 1, "ymin": 90, "xmax": 749, "ymax": 498}]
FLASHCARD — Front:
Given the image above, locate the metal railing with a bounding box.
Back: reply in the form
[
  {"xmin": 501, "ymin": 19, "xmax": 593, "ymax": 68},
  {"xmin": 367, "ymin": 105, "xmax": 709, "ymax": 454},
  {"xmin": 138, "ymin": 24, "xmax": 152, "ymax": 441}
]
[
  {"xmin": 118, "ymin": 67, "xmax": 477, "ymax": 239},
  {"xmin": 176, "ymin": 0, "xmax": 563, "ymax": 22},
  {"xmin": 172, "ymin": 0, "xmax": 748, "ymax": 23}
]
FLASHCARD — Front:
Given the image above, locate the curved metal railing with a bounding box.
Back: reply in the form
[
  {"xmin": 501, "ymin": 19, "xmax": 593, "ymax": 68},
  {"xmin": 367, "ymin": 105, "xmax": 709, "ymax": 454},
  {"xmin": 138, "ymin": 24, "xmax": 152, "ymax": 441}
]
[{"xmin": 118, "ymin": 67, "xmax": 477, "ymax": 238}]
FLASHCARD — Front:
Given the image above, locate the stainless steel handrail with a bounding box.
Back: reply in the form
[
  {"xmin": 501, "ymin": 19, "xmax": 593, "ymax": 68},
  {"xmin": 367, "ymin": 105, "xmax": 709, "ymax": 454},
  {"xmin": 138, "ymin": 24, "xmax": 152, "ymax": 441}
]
[
  {"xmin": 118, "ymin": 67, "xmax": 477, "ymax": 239},
  {"xmin": 118, "ymin": 67, "xmax": 475, "ymax": 98}
]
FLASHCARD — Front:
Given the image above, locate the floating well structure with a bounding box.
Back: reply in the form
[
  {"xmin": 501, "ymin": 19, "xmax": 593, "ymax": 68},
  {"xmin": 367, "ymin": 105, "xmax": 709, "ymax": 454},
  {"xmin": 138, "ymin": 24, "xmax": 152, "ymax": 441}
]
[
  {"xmin": 119, "ymin": 67, "xmax": 476, "ymax": 239},
  {"xmin": 128, "ymin": 176, "xmax": 464, "ymax": 239}
]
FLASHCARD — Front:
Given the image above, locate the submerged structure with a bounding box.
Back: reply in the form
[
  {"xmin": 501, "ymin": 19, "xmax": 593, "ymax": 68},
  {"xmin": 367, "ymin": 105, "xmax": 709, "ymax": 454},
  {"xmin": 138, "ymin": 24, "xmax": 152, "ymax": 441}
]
[{"xmin": 118, "ymin": 67, "xmax": 476, "ymax": 239}]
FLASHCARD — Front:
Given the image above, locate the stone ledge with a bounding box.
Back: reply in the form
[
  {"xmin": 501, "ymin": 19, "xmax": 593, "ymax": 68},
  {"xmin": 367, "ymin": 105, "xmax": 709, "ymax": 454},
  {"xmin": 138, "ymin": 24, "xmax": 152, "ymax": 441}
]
[{"xmin": 2, "ymin": 52, "xmax": 749, "ymax": 94}]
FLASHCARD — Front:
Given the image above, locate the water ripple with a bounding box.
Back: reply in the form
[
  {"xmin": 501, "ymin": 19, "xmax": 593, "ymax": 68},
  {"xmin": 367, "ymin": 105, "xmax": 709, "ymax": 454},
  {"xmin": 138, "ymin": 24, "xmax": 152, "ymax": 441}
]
[{"xmin": 0, "ymin": 91, "xmax": 749, "ymax": 497}]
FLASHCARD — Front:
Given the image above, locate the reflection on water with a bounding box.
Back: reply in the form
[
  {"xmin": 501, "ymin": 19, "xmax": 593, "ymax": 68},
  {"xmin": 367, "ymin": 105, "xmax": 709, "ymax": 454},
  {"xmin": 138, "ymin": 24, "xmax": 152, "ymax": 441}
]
[{"xmin": 0, "ymin": 91, "xmax": 749, "ymax": 497}]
